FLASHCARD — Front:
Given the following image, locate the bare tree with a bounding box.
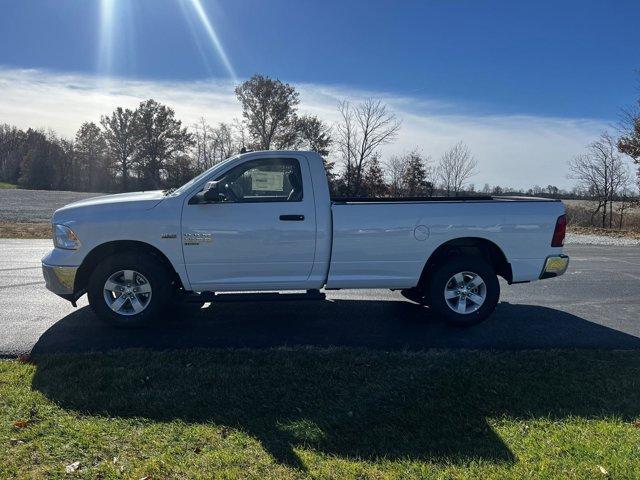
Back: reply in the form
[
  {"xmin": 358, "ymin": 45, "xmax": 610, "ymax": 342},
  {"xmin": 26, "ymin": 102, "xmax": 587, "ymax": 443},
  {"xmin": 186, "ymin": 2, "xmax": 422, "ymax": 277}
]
[
  {"xmin": 437, "ymin": 142, "xmax": 478, "ymax": 196},
  {"xmin": 335, "ymin": 101, "xmax": 358, "ymax": 193},
  {"xmin": 385, "ymin": 154, "xmax": 409, "ymax": 196},
  {"xmin": 191, "ymin": 120, "xmax": 237, "ymax": 172},
  {"xmin": 232, "ymin": 117, "xmax": 249, "ymax": 152},
  {"xmin": 211, "ymin": 122, "xmax": 235, "ymax": 163},
  {"xmin": 191, "ymin": 118, "xmax": 214, "ymax": 171},
  {"xmin": 568, "ymin": 132, "xmax": 630, "ymax": 228},
  {"xmin": 335, "ymin": 98, "xmax": 401, "ymax": 196}
]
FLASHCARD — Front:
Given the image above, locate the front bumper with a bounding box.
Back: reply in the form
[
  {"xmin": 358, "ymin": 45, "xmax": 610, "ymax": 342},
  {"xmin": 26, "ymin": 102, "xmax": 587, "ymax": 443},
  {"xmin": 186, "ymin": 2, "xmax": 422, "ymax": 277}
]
[
  {"xmin": 42, "ymin": 262, "xmax": 77, "ymax": 295},
  {"xmin": 540, "ymin": 254, "xmax": 570, "ymax": 279}
]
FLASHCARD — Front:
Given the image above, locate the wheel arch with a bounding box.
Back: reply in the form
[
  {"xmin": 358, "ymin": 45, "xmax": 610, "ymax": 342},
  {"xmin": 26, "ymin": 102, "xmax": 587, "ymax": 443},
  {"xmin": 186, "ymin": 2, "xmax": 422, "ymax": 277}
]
[
  {"xmin": 75, "ymin": 240, "xmax": 184, "ymax": 294},
  {"xmin": 419, "ymin": 237, "xmax": 512, "ymax": 286}
]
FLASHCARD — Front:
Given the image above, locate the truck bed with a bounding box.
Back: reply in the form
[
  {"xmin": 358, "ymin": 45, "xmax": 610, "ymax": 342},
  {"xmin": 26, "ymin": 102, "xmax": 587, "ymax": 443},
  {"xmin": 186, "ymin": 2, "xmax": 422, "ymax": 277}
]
[{"xmin": 327, "ymin": 194, "xmax": 565, "ymax": 288}]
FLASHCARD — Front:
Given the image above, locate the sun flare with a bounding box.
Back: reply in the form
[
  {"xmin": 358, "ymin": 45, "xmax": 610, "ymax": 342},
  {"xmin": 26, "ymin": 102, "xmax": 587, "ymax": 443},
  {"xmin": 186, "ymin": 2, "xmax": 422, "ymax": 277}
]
[{"xmin": 184, "ymin": 0, "xmax": 237, "ymax": 81}]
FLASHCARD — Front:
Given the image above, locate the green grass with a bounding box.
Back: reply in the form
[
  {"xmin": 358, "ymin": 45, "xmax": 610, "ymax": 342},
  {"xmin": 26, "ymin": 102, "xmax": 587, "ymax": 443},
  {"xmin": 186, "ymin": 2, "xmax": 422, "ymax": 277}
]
[
  {"xmin": 0, "ymin": 182, "xmax": 17, "ymax": 189},
  {"xmin": 2, "ymin": 348, "xmax": 640, "ymax": 479}
]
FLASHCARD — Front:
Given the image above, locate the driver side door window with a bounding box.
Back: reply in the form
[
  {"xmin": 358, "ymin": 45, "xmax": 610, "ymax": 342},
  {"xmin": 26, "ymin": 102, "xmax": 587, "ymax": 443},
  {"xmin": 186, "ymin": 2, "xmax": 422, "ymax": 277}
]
[{"xmin": 211, "ymin": 158, "xmax": 303, "ymax": 203}]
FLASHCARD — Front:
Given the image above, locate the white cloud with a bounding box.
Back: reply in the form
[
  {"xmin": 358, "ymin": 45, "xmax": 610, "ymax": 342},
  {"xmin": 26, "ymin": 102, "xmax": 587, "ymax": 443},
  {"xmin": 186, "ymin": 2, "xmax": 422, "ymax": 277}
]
[{"xmin": 0, "ymin": 67, "xmax": 610, "ymax": 189}]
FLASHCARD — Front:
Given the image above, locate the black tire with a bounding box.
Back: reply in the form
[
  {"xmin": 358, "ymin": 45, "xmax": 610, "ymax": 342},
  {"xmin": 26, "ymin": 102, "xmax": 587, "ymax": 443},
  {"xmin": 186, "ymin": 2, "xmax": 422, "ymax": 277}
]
[
  {"xmin": 426, "ymin": 254, "xmax": 500, "ymax": 327},
  {"xmin": 87, "ymin": 252, "xmax": 173, "ymax": 328}
]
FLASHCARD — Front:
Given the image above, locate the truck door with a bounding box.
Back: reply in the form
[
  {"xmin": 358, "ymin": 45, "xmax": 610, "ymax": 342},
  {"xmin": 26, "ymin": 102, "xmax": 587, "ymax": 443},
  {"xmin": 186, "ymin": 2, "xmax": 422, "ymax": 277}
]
[{"xmin": 181, "ymin": 156, "xmax": 317, "ymax": 290}]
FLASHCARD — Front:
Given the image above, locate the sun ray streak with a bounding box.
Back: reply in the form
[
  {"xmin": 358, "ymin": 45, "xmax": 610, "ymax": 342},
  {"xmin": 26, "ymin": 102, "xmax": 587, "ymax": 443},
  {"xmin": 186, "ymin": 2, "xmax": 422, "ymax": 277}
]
[
  {"xmin": 178, "ymin": 0, "xmax": 216, "ymax": 76},
  {"xmin": 98, "ymin": 0, "xmax": 116, "ymax": 75},
  {"xmin": 186, "ymin": 0, "xmax": 237, "ymax": 81}
]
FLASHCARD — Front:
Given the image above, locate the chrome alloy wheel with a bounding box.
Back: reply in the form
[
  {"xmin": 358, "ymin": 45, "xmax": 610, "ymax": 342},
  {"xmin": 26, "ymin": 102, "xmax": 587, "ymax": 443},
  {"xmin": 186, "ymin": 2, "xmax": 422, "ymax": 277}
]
[
  {"xmin": 444, "ymin": 271, "xmax": 487, "ymax": 314},
  {"xmin": 103, "ymin": 270, "xmax": 152, "ymax": 316}
]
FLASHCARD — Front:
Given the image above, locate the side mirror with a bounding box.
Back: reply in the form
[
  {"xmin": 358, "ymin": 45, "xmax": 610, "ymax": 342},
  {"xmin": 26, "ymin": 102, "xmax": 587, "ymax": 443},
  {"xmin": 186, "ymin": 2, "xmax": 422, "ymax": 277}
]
[
  {"xmin": 203, "ymin": 181, "xmax": 222, "ymax": 201},
  {"xmin": 189, "ymin": 181, "xmax": 225, "ymax": 204}
]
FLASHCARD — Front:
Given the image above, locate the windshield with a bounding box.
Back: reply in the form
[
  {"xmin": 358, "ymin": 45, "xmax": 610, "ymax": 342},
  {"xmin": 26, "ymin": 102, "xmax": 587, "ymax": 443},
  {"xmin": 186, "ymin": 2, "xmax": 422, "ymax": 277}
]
[{"xmin": 168, "ymin": 155, "xmax": 239, "ymax": 196}]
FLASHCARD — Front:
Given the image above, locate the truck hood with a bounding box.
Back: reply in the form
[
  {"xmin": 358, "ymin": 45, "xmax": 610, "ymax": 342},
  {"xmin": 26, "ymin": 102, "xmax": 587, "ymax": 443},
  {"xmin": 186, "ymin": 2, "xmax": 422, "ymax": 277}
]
[{"xmin": 53, "ymin": 190, "xmax": 166, "ymax": 223}]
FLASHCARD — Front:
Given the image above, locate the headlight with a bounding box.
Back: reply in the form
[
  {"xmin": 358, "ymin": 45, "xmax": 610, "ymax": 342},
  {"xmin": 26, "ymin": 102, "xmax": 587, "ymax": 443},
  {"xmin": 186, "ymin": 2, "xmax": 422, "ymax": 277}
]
[{"xmin": 53, "ymin": 224, "xmax": 81, "ymax": 250}]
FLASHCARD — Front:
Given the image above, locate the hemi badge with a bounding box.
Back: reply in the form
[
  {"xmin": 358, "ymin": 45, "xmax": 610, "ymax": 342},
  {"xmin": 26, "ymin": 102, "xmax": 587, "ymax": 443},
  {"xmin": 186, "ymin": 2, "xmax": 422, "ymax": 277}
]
[
  {"xmin": 183, "ymin": 233, "xmax": 212, "ymax": 244},
  {"xmin": 161, "ymin": 233, "xmax": 177, "ymax": 239}
]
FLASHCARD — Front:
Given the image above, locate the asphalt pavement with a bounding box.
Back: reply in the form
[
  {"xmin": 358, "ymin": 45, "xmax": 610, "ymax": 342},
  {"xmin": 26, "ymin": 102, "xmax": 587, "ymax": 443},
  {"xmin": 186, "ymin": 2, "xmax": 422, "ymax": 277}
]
[{"xmin": 1, "ymin": 239, "xmax": 639, "ymax": 356}]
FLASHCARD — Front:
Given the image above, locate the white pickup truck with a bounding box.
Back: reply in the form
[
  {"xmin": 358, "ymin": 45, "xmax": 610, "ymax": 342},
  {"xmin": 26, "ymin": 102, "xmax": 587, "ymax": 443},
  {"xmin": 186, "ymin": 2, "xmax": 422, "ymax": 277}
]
[{"xmin": 42, "ymin": 150, "xmax": 569, "ymax": 327}]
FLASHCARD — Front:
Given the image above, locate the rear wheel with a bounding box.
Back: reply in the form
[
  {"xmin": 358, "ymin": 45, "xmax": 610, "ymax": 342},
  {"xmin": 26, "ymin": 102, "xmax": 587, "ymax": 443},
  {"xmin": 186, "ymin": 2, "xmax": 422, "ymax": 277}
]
[
  {"xmin": 426, "ymin": 255, "xmax": 499, "ymax": 327},
  {"xmin": 88, "ymin": 252, "xmax": 173, "ymax": 328}
]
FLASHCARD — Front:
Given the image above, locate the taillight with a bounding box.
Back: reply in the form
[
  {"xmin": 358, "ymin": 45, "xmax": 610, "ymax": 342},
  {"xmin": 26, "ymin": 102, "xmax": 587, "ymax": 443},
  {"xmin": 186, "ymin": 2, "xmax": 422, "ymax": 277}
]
[{"xmin": 551, "ymin": 214, "xmax": 566, "ymax": 247}]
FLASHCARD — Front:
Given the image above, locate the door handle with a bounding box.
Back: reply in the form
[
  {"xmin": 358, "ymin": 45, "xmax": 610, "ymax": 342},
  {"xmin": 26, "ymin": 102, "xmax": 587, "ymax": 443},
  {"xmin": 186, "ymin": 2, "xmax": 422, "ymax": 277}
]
[{"xmin": 279, "ymin": 215, "xmax": 305, "ymax": 221}]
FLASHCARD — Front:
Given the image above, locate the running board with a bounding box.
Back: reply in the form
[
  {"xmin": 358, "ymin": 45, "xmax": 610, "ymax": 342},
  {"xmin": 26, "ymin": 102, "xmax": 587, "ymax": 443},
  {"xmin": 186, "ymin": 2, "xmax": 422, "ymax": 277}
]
[{"xmin": 185, "ymin": 289, "xmax": 326, "ymax": 303}]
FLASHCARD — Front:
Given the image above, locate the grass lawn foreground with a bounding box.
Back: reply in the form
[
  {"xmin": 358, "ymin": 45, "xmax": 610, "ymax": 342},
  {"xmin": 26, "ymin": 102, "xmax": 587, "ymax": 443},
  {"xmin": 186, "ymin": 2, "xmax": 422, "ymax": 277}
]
[{"xmin": 1, "ymin": 348, "xmax": 640, "ymax": 479}]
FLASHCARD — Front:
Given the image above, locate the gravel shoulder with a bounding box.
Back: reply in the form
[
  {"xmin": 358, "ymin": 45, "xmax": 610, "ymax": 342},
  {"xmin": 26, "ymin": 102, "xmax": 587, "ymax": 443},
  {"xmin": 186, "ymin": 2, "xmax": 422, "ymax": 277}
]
[{"xmin": 565, "ymin": 233, "xmax": 640, "ymax": 246}]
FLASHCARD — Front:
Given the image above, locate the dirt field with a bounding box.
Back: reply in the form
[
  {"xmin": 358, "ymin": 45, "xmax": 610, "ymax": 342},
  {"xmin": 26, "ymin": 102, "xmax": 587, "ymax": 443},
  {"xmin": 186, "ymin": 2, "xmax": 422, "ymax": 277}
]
[
  {"xmin": 0, "ymin": 222, "xmax": 52, "ymax": 239},
  {"xmin": 0, "ymin": 188, "xmax": 102, "ymax": 223},
  {"xmin": 563, "ymin": 199, "xmax": 640, "ymax": 231},
  {"xmin": 0, "ymin": 189, "xmax": 103, "ymax": 238}
]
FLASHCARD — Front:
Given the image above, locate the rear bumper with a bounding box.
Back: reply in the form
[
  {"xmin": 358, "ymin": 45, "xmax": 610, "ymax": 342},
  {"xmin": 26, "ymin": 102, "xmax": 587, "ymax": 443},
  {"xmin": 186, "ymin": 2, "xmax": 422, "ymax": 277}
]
[
  {"xmin": 539, "ymin": 254, "xmax": 569, "ymax": 279},
  {"xmin": 42, "ymin": 262, "xmax": 77, "ymax": 296}
]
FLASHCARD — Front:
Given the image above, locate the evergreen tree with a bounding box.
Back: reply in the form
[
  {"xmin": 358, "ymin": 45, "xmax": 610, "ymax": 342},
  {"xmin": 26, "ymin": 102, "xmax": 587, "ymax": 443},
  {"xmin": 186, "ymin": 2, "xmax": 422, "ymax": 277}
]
[
  {"xmin": 402, "ymin": 150, "xmax": 432, "ymax": 196},
  {"xmin": 362, "ymin": 154, "xmax": 388, "ymax": 197}
]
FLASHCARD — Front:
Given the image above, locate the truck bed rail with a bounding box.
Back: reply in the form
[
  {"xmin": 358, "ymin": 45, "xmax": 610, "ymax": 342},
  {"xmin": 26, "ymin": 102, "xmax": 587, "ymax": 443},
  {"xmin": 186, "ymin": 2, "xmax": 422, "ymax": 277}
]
[{"xmin": 331, "ymin": 195, "xmax": 560, "ymax": 204}]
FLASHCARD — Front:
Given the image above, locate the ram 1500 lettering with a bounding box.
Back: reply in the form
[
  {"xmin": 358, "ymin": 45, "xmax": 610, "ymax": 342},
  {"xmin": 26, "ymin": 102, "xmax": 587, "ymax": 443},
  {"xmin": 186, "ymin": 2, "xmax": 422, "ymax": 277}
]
[{"xmin": 42, "ymin": 150, "xmax": 569, "ymax": 327}]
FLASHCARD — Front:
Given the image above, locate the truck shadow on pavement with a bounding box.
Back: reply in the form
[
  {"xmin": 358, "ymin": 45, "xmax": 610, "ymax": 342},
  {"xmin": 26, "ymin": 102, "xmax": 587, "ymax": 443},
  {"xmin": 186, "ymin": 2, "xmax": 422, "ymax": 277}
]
[
  {"xmin": 30, "ymin": 299, "xmax": 640, "ymax": 353},
  {"xmin": 29, "ymin": 300, "xmax": 640, "ymax": 468}
]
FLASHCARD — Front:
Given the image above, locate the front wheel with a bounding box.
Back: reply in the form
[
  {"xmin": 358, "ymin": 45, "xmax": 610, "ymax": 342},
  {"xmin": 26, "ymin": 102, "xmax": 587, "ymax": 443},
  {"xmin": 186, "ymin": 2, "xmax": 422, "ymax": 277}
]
[
  {"xmin": 426, "ymin": 255, "xmax": 500, "ymax": 327},
  {"xmin": 87, "ymin": 252, "xmax": 173, "ymax": 328}
]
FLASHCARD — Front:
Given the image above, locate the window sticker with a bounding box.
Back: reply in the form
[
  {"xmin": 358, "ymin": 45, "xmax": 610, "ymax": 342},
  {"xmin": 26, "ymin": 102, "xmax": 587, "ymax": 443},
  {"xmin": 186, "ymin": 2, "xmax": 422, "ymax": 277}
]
[{"xmin": 251, "ymin": 170, "xmax": 284, "ymax": 191}]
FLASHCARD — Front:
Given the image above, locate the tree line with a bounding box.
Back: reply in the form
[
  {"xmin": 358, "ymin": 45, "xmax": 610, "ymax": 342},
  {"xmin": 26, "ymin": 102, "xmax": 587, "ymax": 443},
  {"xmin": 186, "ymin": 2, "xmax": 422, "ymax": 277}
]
[
  {"xmin": 0, "ymin": 99, "xmax": 193, "ymax": 192},
  {"xmin": 1, "ymin": 73, "xmax": 639, "ymax": 219},
  {"xmin": 0, "ymin": 74, "xmax": 477, "ymax": 197}
]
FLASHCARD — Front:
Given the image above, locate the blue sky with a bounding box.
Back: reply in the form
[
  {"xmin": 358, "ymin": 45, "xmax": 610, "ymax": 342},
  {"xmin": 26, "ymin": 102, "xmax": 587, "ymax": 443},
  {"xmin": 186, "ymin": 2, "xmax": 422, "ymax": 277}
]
[
  {"xmin": 2, "ymin": 0, "xmax": 639, "ymax": 118},
  {"xmin": 0, "ymin": 0, "xmax": 638, "ymax": 187}
]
